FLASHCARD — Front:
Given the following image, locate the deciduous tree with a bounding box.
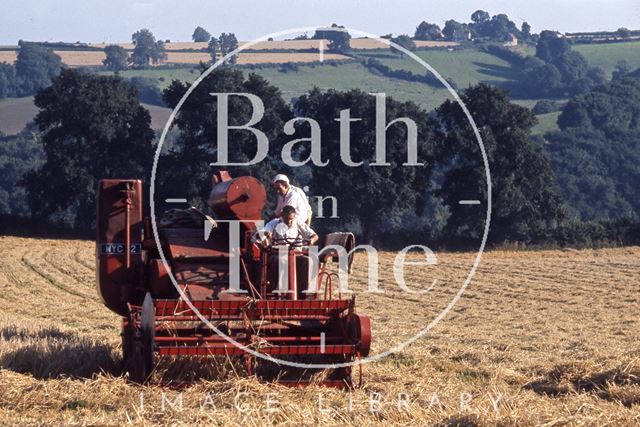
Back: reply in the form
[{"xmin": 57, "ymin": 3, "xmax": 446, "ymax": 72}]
[
  {"xmin": 414, "ymin": 22, "xmax": 442, "ymax": 40},
  {"xmin": 130, "ymin": 29, "xmax": 167, "ymax": 67},
  {"xmin": 23, "ymin": 69, "xmax": 155, "ymax": 229},
  {"xmin": 14, "ymin": 42, "xmax": 62, "ymax": 95},
  {"xmin": 436, "ymin": 84, "xmax": 565, "ymax": 244},
  {"xmin": 192, "ymin": 26, "xmax": 211, "ymax": 43},
  {"xmin": 294, "ymin": 89, "xmax": 436, "ymax": 243},
  {"xmin": 103, "ymin": 44, "xmax": 128, "ymax": 71}
]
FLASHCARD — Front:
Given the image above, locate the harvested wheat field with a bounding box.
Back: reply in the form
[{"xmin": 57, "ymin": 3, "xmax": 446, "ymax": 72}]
[
  {"xmin": 0, "ymin": 236, "xmax": 639, "ymax": 425},
  {"xmin": 86, "ymin": 39, "xmax": 460, "ymax": 51},
  {"xmin": 166, "ymin": 52, "xmax": 350, "ymax": 65},
  {"xmin": 0, "ymin": 50, "xmax": 105, "ymax": 66},
  {"xmin": 87, "ymin": 40, "xmax": 328, "ymax": 51}
]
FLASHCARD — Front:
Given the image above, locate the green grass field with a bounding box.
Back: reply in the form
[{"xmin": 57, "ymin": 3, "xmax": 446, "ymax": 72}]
[
  {"xmin": 574, "ymin": 40, "xmax": 640, "ymax": 77},
  {"xmin": 105, "ymin": 62, "xmax": 456, "ymax": 112},
  {"xmin": 354, "ymin": 49, "xmax": 520, "ymax": 89},
  {"xmin": 96, "ymin": 67, "xmax": 201, "ymax": 89},
  {"xmin": 94, "ymin": 41, "xmax": 640, "ymax": 116},
  {"xmin": 4, "ymin": 42, "xmax": 638, "ymax": 137},
  {"xmin": 249, "ymin": 62, "xmax": 454, "ymax": 111},
  {"xmin": 0, "ymin": 96, "xmax": 170, "ymax": 134},
  {"xmin": 531, "ymin": 111, "xmax": 561, "ymax": 136},
  {"xmin": 103, "ymin": 48, "xmax": 521, "ymax": 112}
]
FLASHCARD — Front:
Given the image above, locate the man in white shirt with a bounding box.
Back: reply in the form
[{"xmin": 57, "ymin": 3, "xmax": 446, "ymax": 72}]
[{"xmin": 272, "ymin": 174, "xmax": 312, "ymax": 225}]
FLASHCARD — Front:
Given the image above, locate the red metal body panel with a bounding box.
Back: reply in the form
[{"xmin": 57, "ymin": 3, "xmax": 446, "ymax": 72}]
[
  {"xmin": 96, "ymin": 179, "xmax": 143, "ymax": 316},
  {"xmin": 97, "ymin": 171, "xmax": 372, "ymax": 387},
  {"xmin": 162, "ymin": 227, "xmax": 230, "ymax": 259},
  {"xmin": 208, "ymin": 175, "xmax": 266, "ymax": 221}
]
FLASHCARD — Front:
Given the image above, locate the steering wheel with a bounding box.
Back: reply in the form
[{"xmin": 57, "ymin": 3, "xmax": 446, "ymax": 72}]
[{"xmin": 269, "ymin": 236, "xmax": 310, "ymax": 248}]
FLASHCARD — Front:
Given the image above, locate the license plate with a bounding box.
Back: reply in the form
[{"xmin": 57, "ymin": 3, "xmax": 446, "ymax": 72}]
[{"xmin": 100, "ymin": 243, "xmax": 142, "ymax": 255}]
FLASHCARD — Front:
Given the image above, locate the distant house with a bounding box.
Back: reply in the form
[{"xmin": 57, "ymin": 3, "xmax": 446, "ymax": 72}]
[
  {"xmin": 451, "ymin": 28, "xmax": 472, "ymax": 42},
  {"xmin": 503, "ymin": 33, "xmax": 518, "ymax": 47}
]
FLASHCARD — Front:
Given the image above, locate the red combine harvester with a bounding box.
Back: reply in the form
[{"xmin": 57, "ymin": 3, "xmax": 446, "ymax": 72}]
[{"xmin": 96, "ymin": 171, "xmax": 371, "ymax": 387}]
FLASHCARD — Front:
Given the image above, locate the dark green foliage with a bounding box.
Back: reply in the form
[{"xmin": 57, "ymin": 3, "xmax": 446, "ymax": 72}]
[
  {"xmin": 529, "ymin": 218, "xmax": 640, "ymax": 248},
  {"xmin": 390, "ymin": 35, "xmax": 416, "ymax": 55},
  {"xmin": 218, "ymin": 33, "xmax": 239, "ymax": 64},
  {"xmin": 414, "ymin": 22, "xmax": 442, "ymax": 41},
  {"xmin": 278, "ymin": 62, "xmax": 299, "ymax": 73},
  {"xmin": 435, "ymin": 84, "xmax": 565, "ymax": 244},
  {"xmin": 23, "ymin": 69, "xmax": 155, "ymax": 230},
  {"xmin": 521, "ymin": 22, "xmax": 532, "ymax": 41},
  {"xmin": 546, "ymin": 75, "xmax": 640, "ymax": 221},
  {"xmin": 442, "ymin": 20, "xmax": 469, "ymax": 41},
  {"xmin": 522, "ymin": 63, "xmax": 563, "ymax": 97},
  {"xmin": 425, "ymin": 11, "xmax": 520, "ymax": 43},
  {"xmin": 480, "ymin": 44, "xmax": 526, "ymax": 66},
  {"xmin": 545, "ymin": 128, "xmax": 638, "ymax": 220},
  {"xmin": 466, "ymin": 12, "xmax": 522, "ymax": 42},
  {"xmin": 557, "ymin": 75, "xmax": 640, "ymax": 133},
  {"xmin": 532, "ymin": 100, "xmax": 559, "ymax": 115},
  {"xmin": 0, "ymin": 124, "xmax": 44, "ymax": 216},
  {"xmin": 294, "ymin": 88, "xmax": 436, "ymax": 243},
  {"xmin": 617, "ymin": 27, "xmax": 632, "ymax": 40},
  {"xmin": 127, "ymin": 77, "xmax": 165, "ymax": 106},
  {"xmin": 192, "ymin": 26, "xmax": 211, "ymax": 43},
  {"xmin": 517, "ymin": 31, "xmax": 605, "ymax": 98},
  {"xmin": 14, "ymin": 43, "xmax": 62, "ymax": 96},
  {"xmin": 207, "ymin": 36, "xmax": 219, "ymax": 63},
  {"xmin": 0, "ymin": 62, "xmax": 17, "ymax": 98},
  {"xmin": 612, "ymin": 60, "xmax": 631, "ymax": 81},
  {"xmin": 103, "ymin": 44, "xmax": 128, "ymax": 71},
  {"xmin": 159, "ymin": 68, "xmax": 293, "ymax": 211},
  {"xmin": 536, "ymin": 31, "xmax": 571, "ymax": 63},
  {"xmin": 130, "ymin": 29, "xmax": 167, "ymax": 67},
  {"xmin": 362, "ymin": 58, "xmax": 440, "ymax": 87},
  {"xmin": 471, "ymin": 10, "xmax": 490, "ymax": 24},
  {"xmin": 473, "ymin": 13, "xmax": 521, "ymax": 42},
  {"xmin": 313, "ymin": 24, "xmax": 350, "ymax": 53}
]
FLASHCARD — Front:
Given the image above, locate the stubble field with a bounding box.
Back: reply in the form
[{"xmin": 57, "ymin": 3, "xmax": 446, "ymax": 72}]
[{"xmin": 0, "ymin": 236, "xmax": 639, "ymax": 425}]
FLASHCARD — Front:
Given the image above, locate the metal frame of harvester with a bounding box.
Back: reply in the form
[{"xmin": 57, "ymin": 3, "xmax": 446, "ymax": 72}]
[{"xmin": 96, "ymin": 170, "xmax": 371, "ymax": 387}]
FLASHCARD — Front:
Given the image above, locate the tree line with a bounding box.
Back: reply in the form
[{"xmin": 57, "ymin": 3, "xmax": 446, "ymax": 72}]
[
  {"xmin": 103, "ymin": 27, "xmax": 240, "ymax": 71},
  {"xmin": 414, "ymin": 10, "xmax": 531, "ymax": 43},
  {"xmin": 3, "ymin": 66, "xmax": 638, "ymax": 249}
]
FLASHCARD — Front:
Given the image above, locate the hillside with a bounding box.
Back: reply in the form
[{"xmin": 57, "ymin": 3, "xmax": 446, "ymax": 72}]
[
  {"xmin": 574, "ymin": 40, "xmax": 640, "ymax": 77},
  {"xmin": 2, "ymin": 41, "xmax": 639, "ymax": 136},
  {"xmin": 1, "ymin": 236, "xmax": 639, "ymax": 424},
  {"xmin": 0, "ymin": 38, "xmax": 458, "ymax": 68},
  {"xmin": 95, "ymin": 47, "xmax": 528, "ymax": 112},
  {"xmin": 354, "ymin": 49, "xmax": 520, "ymax": 88},
  {"xmin": 0, "ymin": 96, "xmax": 171, "ymax": 135},
  {"xmin": 0, "ymin": 97, "xmax": 38, "ymax": 135}
]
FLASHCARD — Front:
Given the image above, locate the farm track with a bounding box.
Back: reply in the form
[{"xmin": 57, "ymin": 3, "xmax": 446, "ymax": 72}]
[{"xmin": 0, "ymin": 236, "xmax": 639, "ymax": 425}]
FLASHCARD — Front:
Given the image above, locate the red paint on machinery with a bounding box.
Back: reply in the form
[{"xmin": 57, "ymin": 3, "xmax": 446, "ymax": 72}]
[{"xmin": 96, "ymin": 172, "xmax": 371, "ymax": 387}]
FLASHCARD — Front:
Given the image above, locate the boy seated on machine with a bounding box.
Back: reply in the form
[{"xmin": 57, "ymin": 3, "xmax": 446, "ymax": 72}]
[{"xmin": 252, "ymin": 205, "xmax": 319, "ymax": 297}]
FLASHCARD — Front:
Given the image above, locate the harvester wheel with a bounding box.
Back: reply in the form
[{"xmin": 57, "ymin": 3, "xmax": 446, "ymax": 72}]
[
  {"xmin": 121, "ymin": 316, "xmax": 145, "ymax": 383},
  {"xmin": 126, "ymin": 341, "xmax": 146, "ymax": 383},
  {"xmin": 348, "ymin": 314, "xmax": 372, "ymax": 357},
  {"xmin": 122, "ymin": 294, "xmax": 155, "ymax": 384},
  {"xmin": 140, "ymin": 293, "xmax": 156, "ymax": 380}
]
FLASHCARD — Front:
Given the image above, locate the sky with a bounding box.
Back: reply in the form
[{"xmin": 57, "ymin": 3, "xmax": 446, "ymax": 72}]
[{"xmin": 1, "ymin": 0, "xmax": 639, "ymax": 45}]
